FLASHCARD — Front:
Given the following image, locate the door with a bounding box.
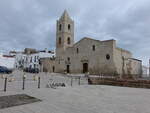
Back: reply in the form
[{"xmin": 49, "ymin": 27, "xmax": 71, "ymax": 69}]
[
  {"xmin": 52, "ymin": 66, "xmax": 55, "ymax": 72},
  {"xmin": 66, "ymin": 65, "xmax": 70, "ymax": 73},
  {"xmin": 83, "ymin": 63, "xmax": 88, "ymax": 73}
]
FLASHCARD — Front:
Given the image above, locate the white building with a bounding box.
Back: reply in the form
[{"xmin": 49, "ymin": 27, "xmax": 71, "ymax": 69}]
[
  {"xmin": 24, "ymin": 51, "xmax": 54, "ymax": 69},
  {"xmin": 0, "ymin": 53, "xmax": 15, "ymax": 69},
  {"xmin": 12, "ymin": 49, "xmax": 54, "ymax": 70}
]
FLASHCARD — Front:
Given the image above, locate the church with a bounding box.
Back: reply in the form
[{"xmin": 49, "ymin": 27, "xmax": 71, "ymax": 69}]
[{"xmin": 40, "ymin": 10, "xmax": 142, "ymax": 76}]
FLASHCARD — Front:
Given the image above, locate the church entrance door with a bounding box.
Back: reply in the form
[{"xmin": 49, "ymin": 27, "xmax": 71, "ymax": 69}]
[
  {"xmin": 52, "ymin": 66, "xmax": 55, "ymax": 72},
  {"xmin": 83, "ymin": 63, "xmax": 88, "ymax": 73},
  {"xmin": 66, "ymin": 65, "xmax": 70, "ymax": 73}
]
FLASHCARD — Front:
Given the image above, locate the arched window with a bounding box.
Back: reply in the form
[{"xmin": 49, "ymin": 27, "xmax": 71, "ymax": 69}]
[
  {"xmin": 59, "ymin": 24, "xmax": 61, "ymax": 31},
  {"xmin": 92, "ymin": 45, "xmax": 95, "ymax": 51},
  {"xmin": 67, "ymin": 37, "xmax": 70, "ymax": 44},
  {"xmin": 59, "ymin": 37, "xmax": 61, "ymax": 44},
  {"xmin": 67, "ymin": 57, "xmax": 70, "ymax": 61},
  {"xmin": 77, "ymin": 48, "xmax": 79, "ymax": 54},
  {"xmin": 68, "ymin": 24, "xmax": 71, "ymax": 30}
]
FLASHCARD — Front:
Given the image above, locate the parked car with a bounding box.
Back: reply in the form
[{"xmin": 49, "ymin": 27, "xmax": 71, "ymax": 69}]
[
  {"xmin": 23, "ymin": 68, "xmax": 39, "ymax": 73},
  {"xmin": 0, "ymin": 66, "xmax": 13, "ymax": 74}
]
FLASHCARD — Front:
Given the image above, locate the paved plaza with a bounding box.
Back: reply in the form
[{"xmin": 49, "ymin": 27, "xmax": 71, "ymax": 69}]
[{"xmin": 0, "ymin": 70, "xmax": 150, "ymax": 113}]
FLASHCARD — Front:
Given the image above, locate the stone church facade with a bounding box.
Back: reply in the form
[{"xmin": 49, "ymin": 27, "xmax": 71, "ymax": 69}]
[{"xmin": 41, "ymin": 10, "xmax": 142, "ymax": 76}]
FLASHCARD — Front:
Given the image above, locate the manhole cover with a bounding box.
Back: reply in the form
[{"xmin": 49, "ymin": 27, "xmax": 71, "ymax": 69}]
[{"xmin": 0, "ymin": 94, "xmax": 41, "ymax": 109}]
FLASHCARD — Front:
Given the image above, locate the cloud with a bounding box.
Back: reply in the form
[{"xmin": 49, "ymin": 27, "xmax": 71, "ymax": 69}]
[{"xmin": 0, "ymin": 0, "xmax": 150, "ymax": 66}]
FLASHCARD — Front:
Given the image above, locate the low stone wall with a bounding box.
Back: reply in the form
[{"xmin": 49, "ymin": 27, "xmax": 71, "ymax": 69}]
[{"xmin": 88, "ymin": 77, "xmax": 150, "ymax": 88}]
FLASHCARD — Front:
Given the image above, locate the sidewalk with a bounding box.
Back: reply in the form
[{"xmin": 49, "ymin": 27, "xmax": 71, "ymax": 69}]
[{"xmin": 0, "ymin": 71, "xmax": 150, "ymax": 113}]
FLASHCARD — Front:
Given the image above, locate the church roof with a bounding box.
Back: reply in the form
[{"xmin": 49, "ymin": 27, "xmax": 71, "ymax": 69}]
[
  {"xmin": 60, "ymin": 10, "xmax": 72, "ymax": 21},
  {"xmin": 73, "ymin": 37, "xmax": 101, "ymax": 47}
]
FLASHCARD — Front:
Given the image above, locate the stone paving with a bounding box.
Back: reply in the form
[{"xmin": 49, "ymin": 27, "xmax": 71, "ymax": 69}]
[
  {"xmin": 0, "ymin": 94, "xmax": 41, "ymax": 109},
  {"xmin": 0, "ymin": 70, "xmax": 150, "ymax": 113}
]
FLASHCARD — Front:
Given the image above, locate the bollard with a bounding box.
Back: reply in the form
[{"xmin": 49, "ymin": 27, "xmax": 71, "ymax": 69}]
[
  {"xmin": 71, "ymin": 77, "xmax": 73, "ymax": 87},
  {"xmin": 38, "ymin": 77, "xmax": 40, "ymax": 88},
  {"xmin": 22, "ymin": 76, "xmax": 25, "ymax": 90},
  {"xmin": 4, "ymin": 77, "xmax": 7, "ymax": 92},
  {"xmin": 78, "ymin": 77, "xmax": 80, "ymax": 85}
]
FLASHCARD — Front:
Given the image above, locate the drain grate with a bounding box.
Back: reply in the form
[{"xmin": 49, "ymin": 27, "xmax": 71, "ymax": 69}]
[{"xmin": 0, "ymin": 94, "xmax": 41, "ymax": 109}]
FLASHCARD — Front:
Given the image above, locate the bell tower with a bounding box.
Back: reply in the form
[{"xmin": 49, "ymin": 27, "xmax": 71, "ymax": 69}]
[{"xmin": 56, "ymin": 10, "xmax": 74, "ymax": 57}]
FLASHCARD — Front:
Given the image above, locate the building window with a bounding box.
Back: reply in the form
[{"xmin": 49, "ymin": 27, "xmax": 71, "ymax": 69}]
[
  {"xmin": 67, "ymin": 57, "xmax": 70, "ymax": 61},
  {"xmin": 29, "ymin": 65, "xmax": 32, "ymax": 69},
  {"xmin": 34, "ymin": 64, "xmax": 36, "ymax": 68},
  {"xmin": 67, "ymin": 37, "xmax": 70, "ymax": 44},
  {"xmin": 77, "ymin": 48, "xmax": 79, "ymax": 54},
  {"xmin": 106, "ymin": 54, "xmax": 110, "ymax": 60},
  {"xmin": 59, "ymin": 24, "xmax": 61, "ymax": 31},
  {"xmin": 68, "ymin": 24, "xmax": 71, "ymax": 30},
  {"xmin": 34, "ymin": 56, "xmax": 36, "ymax": 62},
  {"xmin": 92, "ymin": 45, "xmax": 95, "ymax": 51},
  {"xmin": 59, "ymin": 37, "xmax": 61, "ymax": 44},
  {"xmin": 30, "ymin": 57, "xmax": 32, "ymax": 63}
]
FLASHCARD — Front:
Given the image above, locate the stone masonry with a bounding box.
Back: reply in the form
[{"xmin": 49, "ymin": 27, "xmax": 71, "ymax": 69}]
[{"xmin": 41, "ymin": 10, "xmax": 142, "ymax": 76}]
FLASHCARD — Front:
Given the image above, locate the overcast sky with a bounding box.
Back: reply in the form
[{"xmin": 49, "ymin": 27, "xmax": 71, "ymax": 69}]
[{"xmin": 0, "ymin": 0, "xmax": 150, "ymax": 66}]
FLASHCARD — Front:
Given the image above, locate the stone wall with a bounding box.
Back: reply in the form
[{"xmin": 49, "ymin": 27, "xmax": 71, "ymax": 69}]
[
  {"xmin": 56, "ymin": 38, "xmax": 117, "ymax": 74},
  {"xmin": 88, "ymin": 77, "xmax": 150, "ymax": 89},
  {"xmin": 124, "ymin": 58, "xmax": 142, "ymax": 75},
  {"xmin": 114, "ymin": 47, "xmax": 132, "ymax": 75},
  {"xmin": 40, "ymin": 58, "xmax": 56, "ymax": 72},
  {"xmin": 42, "ymin": 11, "xmax": 142, "ymax": 77}
]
